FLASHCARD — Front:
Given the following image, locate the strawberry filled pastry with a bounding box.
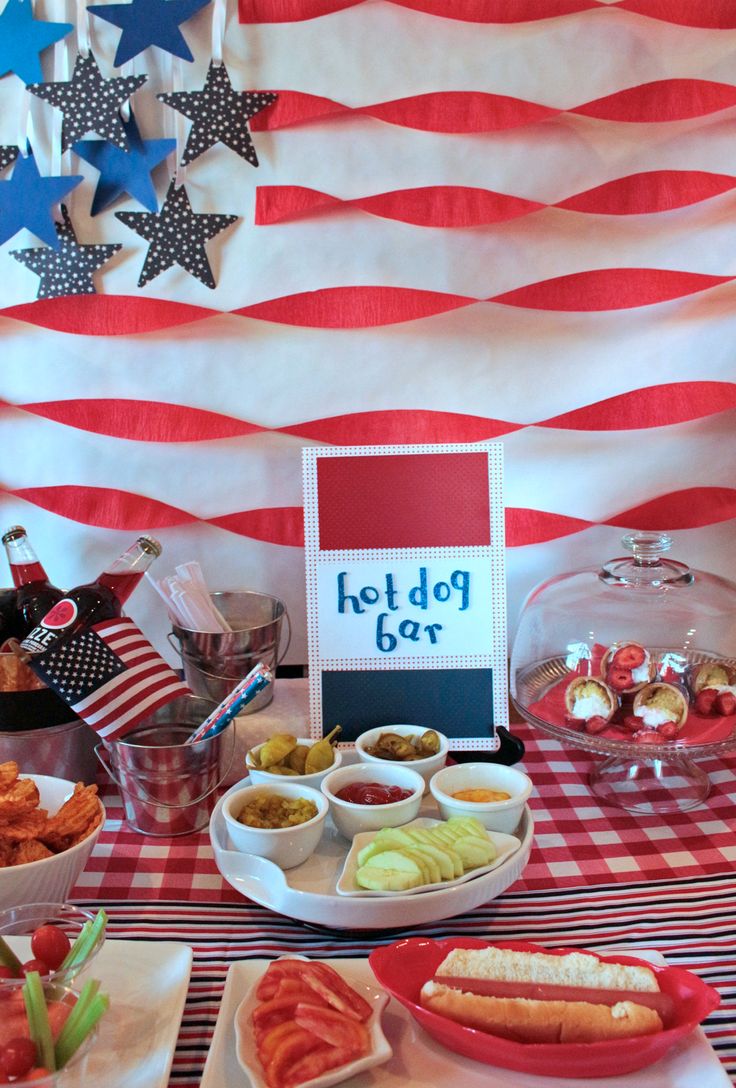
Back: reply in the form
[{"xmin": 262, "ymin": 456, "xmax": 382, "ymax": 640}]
[
  {"xmin": 564, "ymin": 677, "xmax": 618, "ymax": 734},
  {"xmin": 628, "ymin": 683, "xmax": 689, "ymax": 741},
  {"xmin": 600, "ymin": 641, "xmax": 655, "ymax": 696}
]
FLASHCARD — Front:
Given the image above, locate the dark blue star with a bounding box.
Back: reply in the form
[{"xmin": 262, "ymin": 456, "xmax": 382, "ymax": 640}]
[
  {"xmin": 87, "ymin": 0, "xmax": 211, "ymax": 67},
  {"xmin": 0, "ymin": 0, "xmax": 72, "ymax": 85},
  {"xmin": 73, "ymin": 112, "xmax": 176, "ymax": 214},
  {"xmin": 0, "ymin": 152, "xmax": 83, "ymax": 249}
]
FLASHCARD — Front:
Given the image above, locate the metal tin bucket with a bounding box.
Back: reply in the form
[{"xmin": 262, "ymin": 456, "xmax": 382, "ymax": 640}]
[
  {"xmin": 0, "ymin": 718, "xmax": 99, "ymax": 783},
  {"xmin": 95, "ymin": 695, "xmax": 234, "ymax": 836},
  {"xmin": 169, "ymin": 591, "xmax": 290, "ymax": 713}
]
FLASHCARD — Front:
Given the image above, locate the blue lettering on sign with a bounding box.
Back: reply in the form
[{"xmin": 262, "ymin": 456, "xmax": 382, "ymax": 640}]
[{"xmin": 337, "ymin": 568, "xmax": 470, "ymax": 653}]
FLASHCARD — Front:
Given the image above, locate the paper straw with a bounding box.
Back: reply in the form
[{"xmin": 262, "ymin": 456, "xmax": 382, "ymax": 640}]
[{"xmin": 186, "ymin": 662, "xmax": 273, "ymax": 744}]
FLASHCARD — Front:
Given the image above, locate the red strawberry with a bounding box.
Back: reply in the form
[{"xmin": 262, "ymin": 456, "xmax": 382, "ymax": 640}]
[
  {"xmin": 606, "ymin": 667, "xmax": 633, "ymax": 692},
  {"xmin": 657, "ymin": 721, "xmax": 678, "ymax": 740},
  {"xmin": 611, "ymin": 643, "xmax": 647, "ymax": 670},
  {"xmin": 622, "ymin": 714, "xmax": 642, "ymax": 733},
  {"xmin": 715, "ymin": 691, "xmax": 736, "ymax": 717},
  {"xmin": 584, "ymin": 716, "xmax": 609, "ymax": 734},
  {"xmin": 694, "ymin": 688, "xmax": 718, "ymax": 716},
  {"xmin": 634, "ymin": 729, "xmax": 661, "ymax": 744}
]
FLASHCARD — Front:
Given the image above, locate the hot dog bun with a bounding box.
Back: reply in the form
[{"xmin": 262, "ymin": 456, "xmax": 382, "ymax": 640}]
[{"xmin": 419, "ymin": 947, "xmax": 666, "ymax": 1044}]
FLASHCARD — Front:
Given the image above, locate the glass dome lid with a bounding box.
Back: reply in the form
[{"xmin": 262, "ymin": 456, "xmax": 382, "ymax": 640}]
[{"xmin": 510, "ymin": 532, "xmax": 736, "ymax": 812}]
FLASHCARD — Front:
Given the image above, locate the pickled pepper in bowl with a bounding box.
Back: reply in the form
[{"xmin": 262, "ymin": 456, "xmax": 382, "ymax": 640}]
[
  {"xmin": 248, "ymin": 726, "xmax": 341, "ymax": 776},
  {"xmin": 364, "ymin": 729, "xmax": 440, "ymax": 761}
]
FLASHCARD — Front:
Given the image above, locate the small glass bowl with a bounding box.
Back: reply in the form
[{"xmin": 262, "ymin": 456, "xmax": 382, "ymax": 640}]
[
  {"xmin": 0, "ymin": 903, "xmax": 105, "ymax": 990},
  {"xmin": 0, "ymin": 980, "xmax": 101, "ymax": 1086}
]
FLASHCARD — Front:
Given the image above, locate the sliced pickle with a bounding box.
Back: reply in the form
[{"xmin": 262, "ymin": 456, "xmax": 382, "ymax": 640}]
[
  {"xmin": 258, "ymin": 733, "xmax": 298, "ymax": 769},
  {"xmin": 303, "ymin": 725, "xmax": 341, "ymax": 774}
]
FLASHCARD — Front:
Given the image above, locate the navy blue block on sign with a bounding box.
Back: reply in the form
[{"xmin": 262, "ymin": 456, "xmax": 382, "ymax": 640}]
[{"xmin": 321, "ymin": 667, "xmax": 494, "ymax": 742}]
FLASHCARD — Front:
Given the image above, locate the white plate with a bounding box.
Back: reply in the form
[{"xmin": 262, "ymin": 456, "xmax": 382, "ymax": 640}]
[
  {"xmin": 201, "ymin": 952, "xmax": 730, "ymax": 1088},
  {"xmin": 336, "ymin": 818, "xmax": 521, "ymax": 897},
  {"xmin": 209, "ymin": 777, "xmax": 533, "ymax": 930},
  {"xmin": 234, "ymin": 955, "xmax": 392, "ymax": 1088},
  {"xmin": 7, "ymin": 936, "xmax": 192, "ymax": 1088}
]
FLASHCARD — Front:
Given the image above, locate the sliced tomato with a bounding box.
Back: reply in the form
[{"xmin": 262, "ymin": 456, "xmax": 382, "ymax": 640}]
[
  {"xmin": 294, "ymin": 1002, "xmax": 369, "ymax": 1053},
  {"xmin": 265, "ymin": 1028, "xmax": 323, "ymax": 1088},
  {"xmin": 283, "ymin": 1044, "xmax": 360, "ymax": 1088},
  {"xmin": 302, "ymin": 963, "xmax": 373, "ymax": 1023},
  {"xmin": 256, "ymin": 961, "xmax": 309, "ymax": 1001}
]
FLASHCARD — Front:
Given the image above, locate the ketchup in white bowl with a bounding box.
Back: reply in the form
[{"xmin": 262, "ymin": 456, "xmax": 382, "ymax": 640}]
[{"xmin": 336, "ymin": 782, "xmax": 413, "ymax": 806}]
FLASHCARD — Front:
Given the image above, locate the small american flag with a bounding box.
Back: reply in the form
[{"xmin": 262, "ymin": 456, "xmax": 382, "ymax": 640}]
[{"xmin": 30, "ymin": 617, "xmax": 190, "ymax": 741}]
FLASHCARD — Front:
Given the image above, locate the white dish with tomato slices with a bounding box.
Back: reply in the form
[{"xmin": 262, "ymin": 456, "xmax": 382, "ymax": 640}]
[{"xmin": 233, "ymin": 955, "xmax": 391, "ymax": 1088}]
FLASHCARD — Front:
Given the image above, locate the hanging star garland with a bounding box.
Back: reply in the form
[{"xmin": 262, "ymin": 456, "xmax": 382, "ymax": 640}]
[
  {"xmin": 87, "ymin": 0, "xmax": 211, "ymax": 67},
  {"xmin": 157, "ymin": 61, "xmax": 277, "ymax": 167},
  {"xmin": 28, "ymin": 52, "xmax": 147, "ymax": 152},
  {"xmin": 115, "ymin": 179, "xmax": 237, "ymax": 288},
  {"xmin": 0, "ymin": 145, "xmax": 18, "ymax": 173},
  {"xmin": 10, "ymin": 204, "xmax": 122, "ymax": 299},
  {"xmin": 0, "ymin": 152, "xmax": 83, "ymax": 249},
  {"xmin": 0, "ymin": 0, "xmax": 72, "ymax": 85},
  {"xmin": 73, "ymin": 111, "xmax": 176, "ymax": 214}
]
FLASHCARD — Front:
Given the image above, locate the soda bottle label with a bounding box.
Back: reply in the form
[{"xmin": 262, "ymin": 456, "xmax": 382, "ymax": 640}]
[
  {"xmin": 38, "ymin": 599, "xmax": 78, "ymax": 630},
  {"xmin": 20, "ymin": 598, "xmax": 78, "ymax": 654}
]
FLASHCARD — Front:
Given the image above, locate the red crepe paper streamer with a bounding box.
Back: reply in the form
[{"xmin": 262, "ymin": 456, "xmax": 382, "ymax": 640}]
[
  {"xmin": 249, "ymin": 90, "xmax": 559, "ymax": 134},
  {"xmin": 3, "ymin": 382, "xmax": 735, "ymax": 443},
  {"xmin": 0, "ymin": 296, "xmax": 213, "ymax": 336},
  {"xmin": 2, "ymin": 484, "xmax": 735, "ymax": 545},
  {"xmin": 238, "ymin": 0, "xmax": 596, "ymax": 22},
  {"xmin": 249, "ymin": 80, "xmax": 736, "ymax": 134},
  {"xmin": 238, "ymin": 0, "xmax": 736, "ymax": 26},
  {"xmin": 255, "ymin": 173, "xmax": 736, "ymax": 226},
  {"xmin": 1, "ymin": 270, "xmax": 734, "ymax": 335}
]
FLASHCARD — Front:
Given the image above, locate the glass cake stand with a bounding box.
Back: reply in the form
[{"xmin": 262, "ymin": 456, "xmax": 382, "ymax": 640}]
[{"xmin": 513, "ymin": 651, "xmax": 736, "ymax": 814}]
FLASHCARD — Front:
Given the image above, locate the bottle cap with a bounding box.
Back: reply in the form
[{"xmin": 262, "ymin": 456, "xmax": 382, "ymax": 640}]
[
  {"xmin": 137, "ymin": 535, "xmax": 162, "ymax": 558},
  {"xmin": 1, "ymin": 526, "xmax": 26, "ymax": 545}
]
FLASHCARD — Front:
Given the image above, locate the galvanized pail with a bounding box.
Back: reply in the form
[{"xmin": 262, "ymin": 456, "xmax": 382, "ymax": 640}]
[
  {"xmin": 169, "ymin": 591, "xmax": 290, "ymax": 712},
  {"xmin": 95, "ymin": 695, "xmax": 234, "ymax": 836},
  {"xmin": 0, "ymin": 718, "xmax": 99, "ymax": 783}
]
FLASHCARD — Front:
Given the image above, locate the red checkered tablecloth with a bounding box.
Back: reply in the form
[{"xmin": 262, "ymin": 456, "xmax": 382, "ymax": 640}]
[
  {"xmin": 74, "ymin": 720, "xmax": 736, "ymax": 901},
  {"xmin": 65, "ymin": 708, "xmax": 736, "ymax": 1088}
]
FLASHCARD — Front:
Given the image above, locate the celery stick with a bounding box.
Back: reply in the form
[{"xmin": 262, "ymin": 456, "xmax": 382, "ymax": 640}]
[
  {"xmin": 22, "ymin": 971, "xmax": 56, "ymax": 1072},
  {"xmin": 0, "ymin": 936, "xmax": 22, "ymax": 974},
  {"xmin": 60, "ymin": 909, "xmax": 108, "ymax": 972},
  {"xmin": 55, "ymin": 990, "xmax": 109, "ymax": 1068}
]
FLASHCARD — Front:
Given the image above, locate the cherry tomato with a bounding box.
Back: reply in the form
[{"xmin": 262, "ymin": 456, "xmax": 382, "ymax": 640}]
[
  {"xmin": 22, "ymin": 958, "xmax": 50, "ymax": 977},
  {"xmin": 0, "ymin": 966, "xmax": 18, "ymax": 982},
  {"xmin": 31, "ymin": 925, "xmax": 71, "ymax": 972},
  {"xmin": 25, "ymin": 1071, "xmax": 52, "ymax": 1082},
  {"xmin": 0, "ymin": 1036, "xmax": 37, "ymax": 1078}
]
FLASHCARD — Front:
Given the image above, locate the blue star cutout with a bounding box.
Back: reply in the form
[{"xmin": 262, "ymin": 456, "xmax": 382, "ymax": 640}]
[
  {"xmin": 0, "ymin": 152, "xmax": 83, "ymax": 249},
  {"xmin": 73, "ymin": 111, "xmax": 176, "ymax": 214},
  {"xmin": 0, "ymin": 0, "xmax": 73, "ymax": 85},
  {"xmin": 87, "ymin": 0, "xmax": 211, "ymax": 67}
]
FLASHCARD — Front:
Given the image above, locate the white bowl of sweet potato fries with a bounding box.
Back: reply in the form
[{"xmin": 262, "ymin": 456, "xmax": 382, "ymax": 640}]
[{"xmin": 0, "ymin": 762, "xmax": 104, "ymax": 910}]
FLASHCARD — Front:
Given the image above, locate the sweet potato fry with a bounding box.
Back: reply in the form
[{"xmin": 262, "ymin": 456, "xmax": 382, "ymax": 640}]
[
  {"xmin": 40, "ymin": 782, "xmax": 101, "ymax": 852},
  {"xmin": 0, "ymin": 777, "xmax": 39, "ymax": 819},
  {"xmin": 0, "ymin": 761, "xmax": 19, "ymax": 791},
  {"xmin": 14, "ymin": 839, "xmax": 54, "ymax": 865},
  {"xmin": 0, "ymin": 808, "xmax": 48, "ymax": 842}
]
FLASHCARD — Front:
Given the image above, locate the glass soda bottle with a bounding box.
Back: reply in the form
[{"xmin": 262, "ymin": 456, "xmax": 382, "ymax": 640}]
[
  {"xmin": 20, "ymin": 535, "xmax": 162, "ymax": 656},
  {"xmin": 2, "ymin": 525, "xmax": 64, "ymax": 638}
]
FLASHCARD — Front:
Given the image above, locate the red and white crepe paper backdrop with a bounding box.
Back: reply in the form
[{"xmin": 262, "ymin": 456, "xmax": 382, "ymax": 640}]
[{"xmin": 0, "ymin": 3, "xmax": 735, "ymax": 664}]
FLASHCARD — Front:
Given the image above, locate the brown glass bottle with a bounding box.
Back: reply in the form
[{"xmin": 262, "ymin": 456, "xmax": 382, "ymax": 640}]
[
  {"xmin": 20, "ymin": 535, "xmax": 162, "ymax": 656},
  {"xmin": 2, "ymin": 525, "xmax": 64, "ymax": 638}
]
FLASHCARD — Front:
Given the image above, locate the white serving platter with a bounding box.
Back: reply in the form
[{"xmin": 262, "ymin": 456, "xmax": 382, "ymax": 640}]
[
  {"xmin": 209, "ymin": 777, "xmax": 533, "ymax": 929},
  {"xmin": 6, "ymin": 936, "xmax": 192, "ymax": 1088},
  {"xmin": 200, "ymin": 953, "xmax": 731, "ymax": 1088},
  {"xmin": 336, "ymin": 817, "xmax": 521, "ymax": 897}
]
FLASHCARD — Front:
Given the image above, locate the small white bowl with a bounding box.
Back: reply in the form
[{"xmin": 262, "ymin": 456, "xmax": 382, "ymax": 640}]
[
  {"xmin": 355, "ymin": 725, "xmax": 449, "ymax": 790},
  {"xmin": 0, "ymin": 775, "xmax": 104, "ymax": 912},
  {"xmin": 320, "ymin": 763, "xmax": 424, "ymax": 840},
  {"xmin": 222, "ymin": 782, "xmax": 328, "ymax": 870},
  {"xmin": 429, "ymin": 763, "xmax": 532, "ymax": 834},
  {"xmin": 246, "ymin": 738, "xmax": 343, "ymax": 789}
]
